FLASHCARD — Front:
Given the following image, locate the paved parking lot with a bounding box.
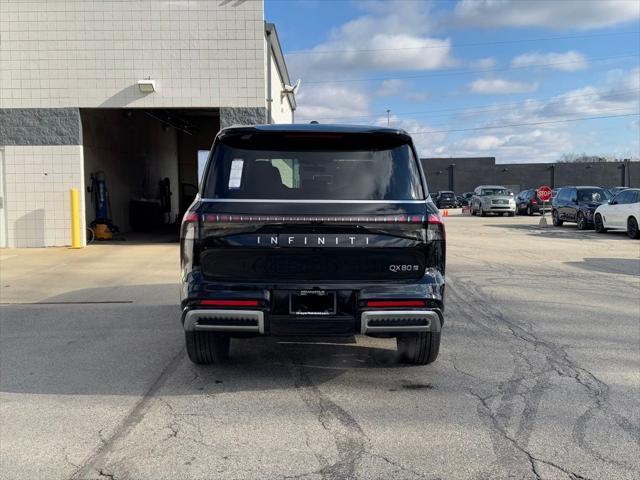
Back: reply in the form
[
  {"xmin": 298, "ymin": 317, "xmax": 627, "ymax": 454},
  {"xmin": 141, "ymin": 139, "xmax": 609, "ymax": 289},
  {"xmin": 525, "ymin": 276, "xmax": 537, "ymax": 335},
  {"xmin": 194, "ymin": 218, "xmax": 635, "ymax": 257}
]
[{"xmin": 1, "ymin": 212, "xmax": 638, "ymax": 480}]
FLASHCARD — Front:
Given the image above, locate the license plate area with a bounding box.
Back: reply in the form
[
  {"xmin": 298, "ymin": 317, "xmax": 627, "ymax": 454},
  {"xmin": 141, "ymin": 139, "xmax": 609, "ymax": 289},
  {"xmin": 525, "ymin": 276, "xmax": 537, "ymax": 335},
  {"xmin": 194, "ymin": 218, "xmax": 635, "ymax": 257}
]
[{"xmin": 290, "ymin": 290, "xmax": 336, "ymax": 316}]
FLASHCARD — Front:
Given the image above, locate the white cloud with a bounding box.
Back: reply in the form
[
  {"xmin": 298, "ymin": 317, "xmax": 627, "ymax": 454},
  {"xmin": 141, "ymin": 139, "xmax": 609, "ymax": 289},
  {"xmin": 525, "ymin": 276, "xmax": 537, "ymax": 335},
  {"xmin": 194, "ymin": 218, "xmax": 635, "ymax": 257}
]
[
  {"xmin": 469, "ymin": 78, "xmax": 539, "ymax": 94},
  {"xmin": 439, "ymin": 129, "xmax": 575, "ymax": 163},
  {"xmin": 469, "ymin": 57, "xmax": 496, "ymax": 70},
  {"xmin": 452, "ymin": 0, "xmax": 640, "ymax": 30},
  {"xmin": 376, "ymin": 79, "xmax": 407, "ymax": 97},
  {"xmin": 376, "ymin": 115, "xmax": 447, "ymax": 157},
  {"xmin": 295, "ymin": 84, "xmax": 370, "ymax": 122},
  {"xmin": 407, "ymin": 92, "xmax": 430, "ymax": 102},
  {"xmin": 512, "ymin": 67, "xmax": 640, "ymax": 119},
  {"xmin": 511, "ymin": 51, "xmax": 588, "ymax": 71},
  {"xmin": 446, "ymin": 68, "xmax": 640, "ymax": 162},
  {"xmin": 287, "ymin": 1, "xmax": 455, "ymax": 78},
  {"xmin": 375, "ymin": 79, "xmax": 430, "ymax": 102}
]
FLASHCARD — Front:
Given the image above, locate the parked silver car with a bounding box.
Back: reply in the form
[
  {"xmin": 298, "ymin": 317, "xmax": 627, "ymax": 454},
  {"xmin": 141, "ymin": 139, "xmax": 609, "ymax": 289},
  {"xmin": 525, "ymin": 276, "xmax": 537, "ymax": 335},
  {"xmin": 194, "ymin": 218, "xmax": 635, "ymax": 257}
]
[{"xmin": 471, "ymin": 185, "xmax": 516, "ymax": 216}]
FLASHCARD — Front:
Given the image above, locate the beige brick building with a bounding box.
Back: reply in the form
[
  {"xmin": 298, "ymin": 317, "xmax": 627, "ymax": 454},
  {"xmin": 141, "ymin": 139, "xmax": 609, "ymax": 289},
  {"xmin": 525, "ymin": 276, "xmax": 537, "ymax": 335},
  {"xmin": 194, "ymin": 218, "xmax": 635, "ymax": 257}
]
[{"xmin": 0, "ymin": 0, "xmax": 295, "ymax": 247}]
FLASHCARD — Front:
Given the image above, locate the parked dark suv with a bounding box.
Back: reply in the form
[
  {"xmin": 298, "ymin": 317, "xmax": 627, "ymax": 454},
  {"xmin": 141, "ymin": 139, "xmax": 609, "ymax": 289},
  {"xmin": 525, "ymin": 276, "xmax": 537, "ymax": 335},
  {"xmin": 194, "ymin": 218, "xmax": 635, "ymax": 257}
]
[
  {"xmin": 180, "ymin": 124, "xmax": 446, "ymax": 366},
  {"xmin": 552, "ymin": 186, "xmax": 611, "ymax": 229},
  {"xmin": 434, "ymin": 190, "xmax": 456, "ymax": 209},
  {"xmin": 516, "ymin": 189, "xmax": 550, "ymax": 215}
]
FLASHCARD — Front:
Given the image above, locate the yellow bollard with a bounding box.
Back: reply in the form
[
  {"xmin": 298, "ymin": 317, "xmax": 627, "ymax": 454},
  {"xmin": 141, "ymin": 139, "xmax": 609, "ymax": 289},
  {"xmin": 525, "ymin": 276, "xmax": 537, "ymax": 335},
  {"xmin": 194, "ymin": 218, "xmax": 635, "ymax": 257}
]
[{"xmin": 70, "ymin": 188, "xmax": 82, "ymax": 249}]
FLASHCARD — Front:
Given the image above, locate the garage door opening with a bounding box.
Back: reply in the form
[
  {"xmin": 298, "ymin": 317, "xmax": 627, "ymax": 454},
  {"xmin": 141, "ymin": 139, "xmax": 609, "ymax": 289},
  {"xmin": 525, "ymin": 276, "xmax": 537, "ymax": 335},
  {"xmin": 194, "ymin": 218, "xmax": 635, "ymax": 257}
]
[{"xmin": 80, "ymin": 108, "xmax": 219, "ymax": 243}]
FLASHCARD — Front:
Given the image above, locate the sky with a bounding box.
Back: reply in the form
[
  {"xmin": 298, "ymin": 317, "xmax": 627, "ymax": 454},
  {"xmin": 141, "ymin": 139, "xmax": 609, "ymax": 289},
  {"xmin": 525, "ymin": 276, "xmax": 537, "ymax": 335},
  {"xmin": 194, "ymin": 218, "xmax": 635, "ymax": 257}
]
[{"xmin": 266, "ymin": 0, "xmax": 640, "ymax": 163}]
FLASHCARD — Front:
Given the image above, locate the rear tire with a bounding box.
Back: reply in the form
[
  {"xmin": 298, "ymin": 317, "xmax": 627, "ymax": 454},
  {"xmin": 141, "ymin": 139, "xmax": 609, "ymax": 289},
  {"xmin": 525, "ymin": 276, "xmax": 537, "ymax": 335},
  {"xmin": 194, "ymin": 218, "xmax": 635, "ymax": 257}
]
[
  {"xmin": 552, "ymin": 210, "xmax": 563, "ymax": 226},
  {"xmin": 577, "ymin": 212, "xmax": 588, "ymax": 230},
  {"xmin": 185, "ymin": 331, "xmax": 230, "ymax": 364},
  {"xmin": 397, "ymin": 331, "xmax": 441, "ymax": 365},
  {"xmin": 594, "ymin": 214, "xmax": 607, "ymax": 233},
  {"xmin": 526, "ymin": 206, "xmax": 533, "ymax": 216},
  {"xmin": 628, "ymin": 217, "xmax": 640, "ymax": 239}
]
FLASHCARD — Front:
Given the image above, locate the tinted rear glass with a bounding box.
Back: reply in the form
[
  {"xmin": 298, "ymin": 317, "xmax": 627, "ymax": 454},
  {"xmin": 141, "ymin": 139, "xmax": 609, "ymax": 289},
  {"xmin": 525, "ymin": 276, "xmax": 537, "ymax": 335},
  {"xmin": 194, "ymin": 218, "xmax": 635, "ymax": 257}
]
[
  {"xmin": 203, "ymin": 142, "xmax": 424, "ymax": 200},
  {"xmin": 480, "ymin": 188, "xmax": 509, "ymax": 196},
  {"xmin": 576, "ymin": 188, "xmax": 610, "ymax": 202}
]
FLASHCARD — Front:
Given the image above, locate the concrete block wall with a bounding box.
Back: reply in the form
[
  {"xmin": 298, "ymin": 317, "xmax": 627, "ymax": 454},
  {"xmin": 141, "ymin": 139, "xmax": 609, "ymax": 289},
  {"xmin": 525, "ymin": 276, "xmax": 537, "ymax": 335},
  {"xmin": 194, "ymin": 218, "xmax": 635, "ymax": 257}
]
[
  {"xmin": 422, "ymin": 157, "xmax": 639, "ymax": 194},
  {"xmin": 0, "ymin": 0, "xmax": 266, "ymax": 109},
  {"xmin": 2, "ymin": 145, "xmax": 85, "ymax": 247}
]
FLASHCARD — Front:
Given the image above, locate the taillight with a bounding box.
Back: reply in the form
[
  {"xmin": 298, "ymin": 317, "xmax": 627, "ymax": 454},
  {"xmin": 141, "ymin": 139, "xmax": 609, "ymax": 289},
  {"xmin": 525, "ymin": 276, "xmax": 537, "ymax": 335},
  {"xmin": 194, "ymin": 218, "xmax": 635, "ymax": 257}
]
[
  {"xmin": 181, "ymin": 212, "xmax": 199, "ymax": 239},
  {"xmin": 366, "ymin": 300, "xmax": 426, "ymax": 308},
  {"xmin": 182, "ymin": 212, "xmax": 199, "ymax": 225},
  {"xmin": 200, "ymin": 299, "xmax": 260, "ymax": 307},
  {"xmin": 181, "ymin": 211, "xmax": 200, "ymax": 272},
  {"xmin": 531, "ymin": 199, "xmax": 538, "ymax": 205},
  {"xmin": 426, "ymin": 213, "xmax": 445, "ymax": 240}
]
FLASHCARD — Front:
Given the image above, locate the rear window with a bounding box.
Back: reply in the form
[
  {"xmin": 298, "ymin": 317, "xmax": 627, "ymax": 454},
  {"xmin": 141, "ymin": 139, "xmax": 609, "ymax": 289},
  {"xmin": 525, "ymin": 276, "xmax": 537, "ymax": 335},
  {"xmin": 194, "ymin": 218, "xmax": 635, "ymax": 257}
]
[
  {"xmin": 480, "ymin": 188, "xmax": 509, "ymax": 196},
  {"xmin": 577, "ymin": 188, "xmax": 610, "ymax": 202},
  {"xmin": 203, "ymin": 143, "xmax": 424, "ymax": 200},
  {"xmin": 439, "ymin": 192, "xmax": 454, "ymax": 198}
]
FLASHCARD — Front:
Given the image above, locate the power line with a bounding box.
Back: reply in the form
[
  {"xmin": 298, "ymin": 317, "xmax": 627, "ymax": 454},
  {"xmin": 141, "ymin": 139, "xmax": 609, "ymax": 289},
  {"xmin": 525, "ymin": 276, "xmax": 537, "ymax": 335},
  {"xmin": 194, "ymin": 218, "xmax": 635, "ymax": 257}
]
[
  {"xmin": 304, "ymin": 53, "xmax": 639, "ymax": 84},
  {"xmin": 297, "ymin": 87, "xmax": 640, "ymax": 122},
  {"xmin": 407, "ymin": 112, "xmax": 640, "ymax": 135},
  {"xmin": 286, "ymin": 31, "xmax": 640, "ymax": 56}
]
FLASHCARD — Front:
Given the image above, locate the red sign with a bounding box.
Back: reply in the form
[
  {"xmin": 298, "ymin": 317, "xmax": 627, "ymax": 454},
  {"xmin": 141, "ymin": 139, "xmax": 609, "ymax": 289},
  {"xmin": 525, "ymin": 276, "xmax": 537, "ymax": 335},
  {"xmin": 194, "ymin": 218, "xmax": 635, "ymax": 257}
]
[{"xmin": 537, "ymin": 186, "xmax": 553, "ymax": 202}]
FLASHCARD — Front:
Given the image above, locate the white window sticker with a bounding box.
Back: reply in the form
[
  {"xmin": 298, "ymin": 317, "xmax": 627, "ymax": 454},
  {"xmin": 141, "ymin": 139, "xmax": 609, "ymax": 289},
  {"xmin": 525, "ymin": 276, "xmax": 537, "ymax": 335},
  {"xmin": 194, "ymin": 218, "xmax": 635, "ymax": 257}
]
[{"xmin": 228, "ymin": 159, "xmax": 244, "ymax": 189}]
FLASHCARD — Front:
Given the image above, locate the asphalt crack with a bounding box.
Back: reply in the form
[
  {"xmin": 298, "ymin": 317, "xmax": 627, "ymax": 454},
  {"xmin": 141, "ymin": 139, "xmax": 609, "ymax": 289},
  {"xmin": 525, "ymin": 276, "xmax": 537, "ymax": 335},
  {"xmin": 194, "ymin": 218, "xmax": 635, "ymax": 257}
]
[
  {"xmin": 281, "ymin": 347, "xmax": 367, "ymax": 480},
  {"xmin": 448, "ymin": 275, "xmax": 636, "ymax": 478},
  {"xmin": 68, "ymin": 347, "xmax": 186, "ymax": 480}
]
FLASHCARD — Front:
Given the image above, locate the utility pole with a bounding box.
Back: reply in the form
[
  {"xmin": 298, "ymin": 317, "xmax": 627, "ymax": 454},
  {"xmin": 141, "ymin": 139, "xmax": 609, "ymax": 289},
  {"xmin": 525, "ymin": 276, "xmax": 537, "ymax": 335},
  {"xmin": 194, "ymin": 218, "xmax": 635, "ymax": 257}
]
[{"xmin": 386, "ymin": 109, "xmax": 391, "ymax": 127}]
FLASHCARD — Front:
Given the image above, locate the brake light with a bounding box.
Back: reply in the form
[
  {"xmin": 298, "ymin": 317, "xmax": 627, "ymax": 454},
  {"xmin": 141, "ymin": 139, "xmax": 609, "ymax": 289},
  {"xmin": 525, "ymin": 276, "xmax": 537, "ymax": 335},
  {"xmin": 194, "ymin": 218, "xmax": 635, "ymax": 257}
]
[
  {"xmin": 200, "ymin": 299, "xmax": 260, "ymax": 307},
  {"xmin": 366, "ymin": 300, "xmax": 426, "ymax": 308},
  {"xmin": 427, "ymin": 213, "xmax": 443, "ymax": 224},
  {"xmin": 531, "ymin": 199, "xmax": 538, "ymax": 205},
  {"xmin": 182, "ymin": 212, "xmax": 199, "ymax": 224},
  {"xmin": 426, "ymin": 213, "xmax": 445, "ymax": 240}
]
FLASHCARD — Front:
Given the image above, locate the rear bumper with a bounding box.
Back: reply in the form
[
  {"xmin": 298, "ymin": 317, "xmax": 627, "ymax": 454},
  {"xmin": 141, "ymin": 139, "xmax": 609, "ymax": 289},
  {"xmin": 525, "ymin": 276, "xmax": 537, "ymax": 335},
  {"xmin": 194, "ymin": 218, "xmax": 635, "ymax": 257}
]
[
  {"xmin": 182, "ymin": 307, "xmax": 442, "ymax": 336},
  {"xmin": 485, "ymin": 205, "xmax": 515, "ymax": 212},
  {"xmin": 181, "ymin": 273, "xmax": 445, "ymax": 336}
]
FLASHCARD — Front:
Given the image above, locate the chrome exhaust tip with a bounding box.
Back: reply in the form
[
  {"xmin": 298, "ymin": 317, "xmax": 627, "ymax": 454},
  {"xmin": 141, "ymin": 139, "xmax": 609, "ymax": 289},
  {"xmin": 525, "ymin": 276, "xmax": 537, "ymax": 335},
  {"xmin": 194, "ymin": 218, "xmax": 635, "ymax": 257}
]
[
  {"xmin": 184, "ymin": 309, "xmax": 264, "ymax": 334},
  {"xmin": 360, "ymin": 310, "xmax": 441, "ymax": 334}
]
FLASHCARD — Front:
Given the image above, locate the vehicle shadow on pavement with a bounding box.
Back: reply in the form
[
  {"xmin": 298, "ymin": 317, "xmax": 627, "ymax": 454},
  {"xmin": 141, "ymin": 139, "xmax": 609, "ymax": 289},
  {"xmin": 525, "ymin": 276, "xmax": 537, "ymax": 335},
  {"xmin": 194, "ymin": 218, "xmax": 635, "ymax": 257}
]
[
  {"xmin": 1, "ymin": 284, "xmax": 418, "ymax": 398},
  {"xmin": 564, "ymin": 257, "xmax": 640, "ymax": 276}
]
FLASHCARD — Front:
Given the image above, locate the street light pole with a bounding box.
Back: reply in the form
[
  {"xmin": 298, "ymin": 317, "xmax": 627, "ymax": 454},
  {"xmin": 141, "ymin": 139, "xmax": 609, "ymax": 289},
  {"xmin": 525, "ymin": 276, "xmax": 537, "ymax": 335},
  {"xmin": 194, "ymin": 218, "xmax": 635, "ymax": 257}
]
[{"xmin": 386, "ymin": 109, "xmax": 391, "ymax": 127}]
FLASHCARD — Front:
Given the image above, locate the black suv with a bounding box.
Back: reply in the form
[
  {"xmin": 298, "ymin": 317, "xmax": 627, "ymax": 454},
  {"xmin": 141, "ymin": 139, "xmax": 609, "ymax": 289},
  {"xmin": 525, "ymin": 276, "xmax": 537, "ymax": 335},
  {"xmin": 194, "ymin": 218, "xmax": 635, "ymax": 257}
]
[
  {"xmin": 552, "ymin": 186, "xmax": 611, "ymax": 229},
  {"xmin": 516, "ymin": 189, "xmax": 550, "ymax": 215},
  {"xmin": 180, "ymin": 125, "xmax": 446, "ymax": 366},
  {"xmin": 434, "ymin": 190, "xmax": 456, "ymax": 209}
]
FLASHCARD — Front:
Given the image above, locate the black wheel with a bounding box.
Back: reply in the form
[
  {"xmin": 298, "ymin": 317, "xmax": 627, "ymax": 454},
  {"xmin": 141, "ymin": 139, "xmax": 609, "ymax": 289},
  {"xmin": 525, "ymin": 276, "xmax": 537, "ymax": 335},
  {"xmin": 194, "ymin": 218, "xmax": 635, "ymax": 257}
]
[
  {"xmin": 594, "ymin": 214, "xmax": 607, "ymax": 233},
  {"xmin": 471, "ymin": 204, "xmax": 476, "ymax": 215},
  {"xmin": 185, "ymin": 331, "xmax": 230, "ymax": 364},
  {"xmin": 508, "ymin": 211, "xmax": 515, "ymax": 217},
  {"xmin": 526, "ymin": 205, "xmax": 533, "ymax": 216},
  {"xmin": 397, "ymin": 331, "xmax": 440, "ymax": 365},
  {"xmin": 479, "ymin": 205, "xmax": 486, "ymax": 217},
  {"xmin": 577, "ymin": 212, "xmax": 588, "ymax": 230},
  {"xmin": 628, "ymin": 217, "xmax": 640, "ymax": 239},
  {"xmin": 552, "ymin": 210, "xmax": 563, "ymax": 226}
]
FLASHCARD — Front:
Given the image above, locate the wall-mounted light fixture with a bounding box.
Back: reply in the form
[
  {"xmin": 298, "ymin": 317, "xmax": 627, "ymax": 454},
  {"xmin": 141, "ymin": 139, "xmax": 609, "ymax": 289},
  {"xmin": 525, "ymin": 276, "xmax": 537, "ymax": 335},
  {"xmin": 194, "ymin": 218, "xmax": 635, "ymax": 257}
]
[{"xmin": 137, "ymin": 79, "xmax": 156, "ymax": 93}]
